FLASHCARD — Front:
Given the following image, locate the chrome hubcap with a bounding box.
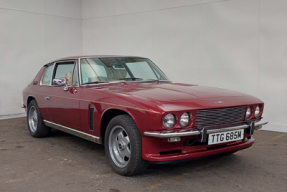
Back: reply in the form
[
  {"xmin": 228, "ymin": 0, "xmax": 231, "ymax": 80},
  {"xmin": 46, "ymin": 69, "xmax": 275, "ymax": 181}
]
[
  {"xmin": 109, "ymin": 126, "xmax": 131, "ymax": 168},
  {"xmin": 28, "ymin": 106, "xmax": 38, "ymax": 132}
]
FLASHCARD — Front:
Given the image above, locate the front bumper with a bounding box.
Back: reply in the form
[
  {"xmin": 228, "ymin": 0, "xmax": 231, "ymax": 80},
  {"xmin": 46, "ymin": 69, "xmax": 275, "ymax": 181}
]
[
  {"xmin": 144, "ymin": 137, "xmax": 255, "ymax": 162},
  {"xmin": 144, "ymin": 118, "xmax": 268, "ymax": 139},
  {"xmin": 142, "ymin": 118, "xmax": 268, "ymax": 162}
]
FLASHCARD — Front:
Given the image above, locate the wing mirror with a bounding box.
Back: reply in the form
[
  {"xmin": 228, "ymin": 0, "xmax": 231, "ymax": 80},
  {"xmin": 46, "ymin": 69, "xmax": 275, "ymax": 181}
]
[{"xmin": 53, "ymin": 78, "xmax": 69, "ymax": 91}]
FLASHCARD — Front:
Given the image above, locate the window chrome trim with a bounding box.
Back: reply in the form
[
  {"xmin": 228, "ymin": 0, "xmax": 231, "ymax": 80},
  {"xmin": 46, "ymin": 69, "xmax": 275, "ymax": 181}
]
[
  {"xmin": 44, "ymin": 120, "xmax": 102, "ymax": 144},
  {"xmin": 40, "ymin": 63, "xmax": 55, "ymax": 87},
  {"xmin": 50, "ymin": 62, "xmax": 57, "ymax": 86},
  {"xmin": 78, "ymin": 57, "xmax": 82, "ymax": 86},
  {"xmin": 40, "ymin": 60, "xmax": 79, "ymax": 88}
]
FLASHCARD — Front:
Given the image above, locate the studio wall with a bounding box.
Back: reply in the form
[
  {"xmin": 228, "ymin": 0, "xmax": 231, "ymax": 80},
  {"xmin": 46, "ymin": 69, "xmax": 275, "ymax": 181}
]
[
  {"xmin": 82, "ymin": 0, "xmax": 287, "ymax": 129},
  {"xmin": 0, "ymin": 0, "xmax": 82, "ymax": 116},
  {"xmin": 0, "ymin": 0, "xmax": 286, "ymax": 130}
]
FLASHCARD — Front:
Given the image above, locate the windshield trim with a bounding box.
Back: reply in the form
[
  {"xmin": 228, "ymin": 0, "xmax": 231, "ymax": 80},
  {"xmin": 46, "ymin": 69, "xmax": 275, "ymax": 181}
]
[{"xmin": 80, "ymin": 79, "xmax": 172, "ymax": 86}]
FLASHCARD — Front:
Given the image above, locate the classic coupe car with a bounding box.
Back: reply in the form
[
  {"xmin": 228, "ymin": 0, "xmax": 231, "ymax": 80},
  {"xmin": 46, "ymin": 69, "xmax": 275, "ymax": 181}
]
[{"xmin": 22, "ymin": 56, "xmax": 268, "ymax": 175}]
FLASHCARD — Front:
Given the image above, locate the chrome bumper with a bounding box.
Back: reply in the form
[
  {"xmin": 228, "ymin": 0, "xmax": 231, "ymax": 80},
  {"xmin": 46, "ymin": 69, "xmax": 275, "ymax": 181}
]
[{"xmin": 144, "ymin": 118, "xmax": 269, "ymax": 139}]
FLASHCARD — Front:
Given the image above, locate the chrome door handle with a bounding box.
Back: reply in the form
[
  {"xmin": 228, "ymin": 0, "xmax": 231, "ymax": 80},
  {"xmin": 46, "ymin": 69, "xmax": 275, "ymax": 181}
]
[{"xmin": 45, "ymin": 96, "xmax": 50, "ymax": 100}]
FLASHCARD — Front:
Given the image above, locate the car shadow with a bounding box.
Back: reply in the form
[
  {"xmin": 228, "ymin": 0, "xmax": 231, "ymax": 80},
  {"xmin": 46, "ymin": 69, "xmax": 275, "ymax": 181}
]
[
  {"xmin": 49, "ymin": 129, "xmax": 105, "ymax": 151},
  {"xmin": 48, "ymin": 129, "xmax": 242, "ymax": 177}
]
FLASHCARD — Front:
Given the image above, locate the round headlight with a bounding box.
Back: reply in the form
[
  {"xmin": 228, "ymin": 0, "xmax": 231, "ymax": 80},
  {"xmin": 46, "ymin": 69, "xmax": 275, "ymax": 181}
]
[
  {"xmin": 254, "ymin": 106, "xmax": 260, "ymax": 117},
  {"xmin": 163, "ymin": 113, "xmax": 175, "ymax": 128},
  {"xmin": 180, "ymin": 113, "xmax": 190, "ymax": 127},
  {"xmin": 246, "ymin": 107, "xmax": 252, "ymax": 119}
]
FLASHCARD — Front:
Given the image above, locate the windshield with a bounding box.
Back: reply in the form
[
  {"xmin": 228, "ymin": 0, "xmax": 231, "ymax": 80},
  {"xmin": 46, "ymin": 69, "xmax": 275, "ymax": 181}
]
[{"xmin": 80, "ymin": 57, "xmax": 169, "ymax": 84}]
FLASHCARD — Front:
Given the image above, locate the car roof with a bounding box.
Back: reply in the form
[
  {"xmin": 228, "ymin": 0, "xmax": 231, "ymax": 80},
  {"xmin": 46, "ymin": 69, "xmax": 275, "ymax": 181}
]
[{"xmin": 50, "ymin": 55, "xmax": 147, "ymax": 63}]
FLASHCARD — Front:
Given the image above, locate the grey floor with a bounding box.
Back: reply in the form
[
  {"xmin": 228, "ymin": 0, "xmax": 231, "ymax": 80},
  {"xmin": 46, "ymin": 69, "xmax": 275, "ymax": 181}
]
[
  {"xmin": 0, "ymin": 113, "xmax": 26, "ymax": 120},
  {"xmin": 0, "ymin": 117, "xmax": 286, "ymax": 192}
]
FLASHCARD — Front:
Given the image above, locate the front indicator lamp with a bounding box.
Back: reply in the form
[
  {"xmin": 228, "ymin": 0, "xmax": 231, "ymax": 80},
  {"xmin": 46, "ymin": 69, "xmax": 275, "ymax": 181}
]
[{"xmin": 168, "ymin": 137, "xmax": 181, "ymax": 143}]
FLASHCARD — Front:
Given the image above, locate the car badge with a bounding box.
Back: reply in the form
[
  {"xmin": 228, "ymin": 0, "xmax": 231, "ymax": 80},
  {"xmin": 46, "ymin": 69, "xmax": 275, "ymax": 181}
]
[{"xmin": 215, "ymin": 101, "xmax": 224, "ymax": 104}]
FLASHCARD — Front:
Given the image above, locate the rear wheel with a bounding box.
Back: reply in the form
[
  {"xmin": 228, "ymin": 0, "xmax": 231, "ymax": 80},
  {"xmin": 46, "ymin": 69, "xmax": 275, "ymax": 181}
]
[
  {"xmin": 27, "ymin": 100, "xmax": 51, "ymax": 137},
  {"xmin": 105, "ymin": 115, "xmax": 148, "ymax": 176}
]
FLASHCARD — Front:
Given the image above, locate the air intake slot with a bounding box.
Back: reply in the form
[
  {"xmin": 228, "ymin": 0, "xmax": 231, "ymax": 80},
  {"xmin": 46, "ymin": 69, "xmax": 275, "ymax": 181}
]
[
  {"xmin": 159, "ymin": 149, "xmax": 182, "ymax": 155},
  {"xmin": 89, "ymin": 105, "xmax": 95, "ymax": 131}
]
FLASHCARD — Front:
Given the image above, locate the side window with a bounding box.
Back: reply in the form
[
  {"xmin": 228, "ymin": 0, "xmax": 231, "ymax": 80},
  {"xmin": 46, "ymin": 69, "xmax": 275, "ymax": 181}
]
[
  {"xmin": 53, "ymin": 62, "xmax": 76, "ymax": 86},
  {"xmin": 41, "ymin": 64, "xmax": 54, "ymax": 85}
]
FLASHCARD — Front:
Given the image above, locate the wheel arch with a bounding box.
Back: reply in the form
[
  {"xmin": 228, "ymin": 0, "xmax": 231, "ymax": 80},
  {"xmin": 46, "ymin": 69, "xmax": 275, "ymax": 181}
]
[
  {"xmin": 27, "ymin": 96, "xmax": 37, "ymax": 106},
  {"xmin": 100, "ymin": 108, "xmax": 137, "ymax": 144}
]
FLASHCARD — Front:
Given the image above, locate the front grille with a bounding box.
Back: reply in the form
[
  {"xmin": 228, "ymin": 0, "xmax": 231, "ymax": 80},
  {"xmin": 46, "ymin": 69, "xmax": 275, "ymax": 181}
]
[{"xmin": 195, "ymin": 106, "xmax": 246, "ymax": 128}]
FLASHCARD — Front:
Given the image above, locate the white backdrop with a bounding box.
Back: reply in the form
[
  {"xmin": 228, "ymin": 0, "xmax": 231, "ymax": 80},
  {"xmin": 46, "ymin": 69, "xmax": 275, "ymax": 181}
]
[
  {"xmin": 0, "ymin": 0, "xmax": 286, "ymax": 130},
  {"xmin": 0, "ymin": 0, "xmax": 82, "ymax": 116},
  {"xmin": 82, "ymin": 0, "xmax": 287, "ymax": 130}
]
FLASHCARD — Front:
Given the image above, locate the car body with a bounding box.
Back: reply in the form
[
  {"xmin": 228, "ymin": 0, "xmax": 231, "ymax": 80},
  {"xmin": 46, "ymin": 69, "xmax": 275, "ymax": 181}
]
[{"xmin": 22, "ymin": 55, "xmax": 268, "ymax": 175}]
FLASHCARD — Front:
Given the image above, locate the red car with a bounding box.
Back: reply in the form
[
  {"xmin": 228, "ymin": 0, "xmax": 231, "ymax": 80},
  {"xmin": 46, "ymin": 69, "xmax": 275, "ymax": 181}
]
[{"xmin": 22, "ymin": 56, "xmax": 268, "ymax": 175}]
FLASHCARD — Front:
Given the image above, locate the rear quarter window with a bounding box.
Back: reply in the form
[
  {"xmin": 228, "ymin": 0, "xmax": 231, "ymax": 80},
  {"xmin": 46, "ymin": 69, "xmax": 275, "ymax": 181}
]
[{"xmin": 41, "ymin": 64, "xmax": 54, "ymax": 85}]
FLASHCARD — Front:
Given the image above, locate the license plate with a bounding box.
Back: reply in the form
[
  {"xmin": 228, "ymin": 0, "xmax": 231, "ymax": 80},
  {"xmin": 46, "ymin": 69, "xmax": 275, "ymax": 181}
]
[{"xmin": 208, "ymin": 129, "xmax": 244, "ymax": 145}]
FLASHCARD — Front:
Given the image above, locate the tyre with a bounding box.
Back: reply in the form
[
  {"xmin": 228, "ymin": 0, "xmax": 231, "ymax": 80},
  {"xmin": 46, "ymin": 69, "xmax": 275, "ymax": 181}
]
[
  {"xmin": 27, "ymin": 100, "xmax": 51, "ymax": 138},
  {"xmin": 105, "ymin": 115, "xmax": 148, "ymax": 176}
]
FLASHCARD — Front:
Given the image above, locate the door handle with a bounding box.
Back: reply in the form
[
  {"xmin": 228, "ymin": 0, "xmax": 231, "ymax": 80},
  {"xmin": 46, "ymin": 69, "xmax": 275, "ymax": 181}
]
[{"xmin": 45, "ymin": 96, "xmax": 50, "ymax": 100}]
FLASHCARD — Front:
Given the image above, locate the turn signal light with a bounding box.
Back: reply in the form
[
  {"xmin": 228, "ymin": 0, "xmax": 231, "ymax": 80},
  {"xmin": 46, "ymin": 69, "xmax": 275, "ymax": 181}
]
[{"xmin": 168, "ymin": 137, "xmax": 181, "ymax": 143}]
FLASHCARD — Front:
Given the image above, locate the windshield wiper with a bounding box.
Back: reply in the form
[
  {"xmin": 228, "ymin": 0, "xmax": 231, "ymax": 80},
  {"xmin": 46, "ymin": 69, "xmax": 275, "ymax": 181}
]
[
  {"xmin": 119, "ymin": 77, "xmax": 143, "ymax": 81},
  {"xmin": 83, "ymin": 81, "xmax": 108, "ymax": 85}
]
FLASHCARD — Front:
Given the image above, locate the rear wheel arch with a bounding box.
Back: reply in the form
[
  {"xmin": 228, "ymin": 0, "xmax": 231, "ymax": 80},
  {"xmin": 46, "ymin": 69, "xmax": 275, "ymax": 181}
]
[
  {"xmin": 100, "ymin": 109, "xmax": 137, "ymax": 144},
  {"xmin": 27, "ymin": 100, "xmax": 51, "ymax": 137},
  {"xmin": 27, "ymin": 96, "xmax": 36, "ymax": 106}
]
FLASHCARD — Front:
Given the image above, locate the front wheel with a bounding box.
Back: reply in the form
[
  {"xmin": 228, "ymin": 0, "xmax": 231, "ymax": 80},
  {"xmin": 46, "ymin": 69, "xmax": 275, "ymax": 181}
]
[{"xmin": 105, "ymin": 115, "xmax": 148, "ymax": 176}]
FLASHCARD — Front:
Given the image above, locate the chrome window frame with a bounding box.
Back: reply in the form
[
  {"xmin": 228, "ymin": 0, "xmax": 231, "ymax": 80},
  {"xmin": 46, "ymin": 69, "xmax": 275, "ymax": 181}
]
[
  {"xmin": 40, "ymin": 59, "xmax": 79, "ymax": 88},
  {"xmin": 40, "ymin": 63, "xmax": 56, "ymax": 86}
]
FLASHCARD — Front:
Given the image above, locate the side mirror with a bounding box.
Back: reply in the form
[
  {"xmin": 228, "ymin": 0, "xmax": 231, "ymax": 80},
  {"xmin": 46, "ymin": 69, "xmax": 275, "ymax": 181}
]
[{"xmin": 53, "ymin": 78, "xmax": 68, "ymax": 91}]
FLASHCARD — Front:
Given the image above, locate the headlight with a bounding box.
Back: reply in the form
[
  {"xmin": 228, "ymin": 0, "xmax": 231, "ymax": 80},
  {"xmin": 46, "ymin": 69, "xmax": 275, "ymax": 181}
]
[
  {"xmin": 246, "ymin": 107, "xmax": 252, "ymax": 119},
  {"xmin": 180, "ymin": 113, "xmax": 190, "ymax": 127},
  {"xmin": 163, "ymin": 113, "xmax": 175, "ymax": 128},
  {"xmin": 254, "ymin": 106, "xmax": 260, "ymax": 117}
]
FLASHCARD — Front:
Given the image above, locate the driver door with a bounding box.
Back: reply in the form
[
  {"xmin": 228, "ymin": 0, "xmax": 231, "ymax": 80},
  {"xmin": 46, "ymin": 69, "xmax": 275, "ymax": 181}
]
[{"xmin": 45, "ymin": 60, "xmax": 81, "ymax": 131}]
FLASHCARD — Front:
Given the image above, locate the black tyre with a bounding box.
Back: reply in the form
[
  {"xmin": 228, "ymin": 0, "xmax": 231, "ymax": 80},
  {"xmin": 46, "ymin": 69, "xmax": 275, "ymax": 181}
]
[
  {"xmin": 27, "ymin": 100, "xmax": 51, "ymax": 138},
  {"xmin": 105, "ymin": 115, "xmax": 148, "ymax": 176}
]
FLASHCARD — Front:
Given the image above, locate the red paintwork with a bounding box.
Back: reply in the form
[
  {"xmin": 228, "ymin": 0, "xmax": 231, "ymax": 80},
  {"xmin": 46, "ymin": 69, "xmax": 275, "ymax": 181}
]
[{"xmin": 22, "ymin": 57, "xmax": 264, "ymax": 162}]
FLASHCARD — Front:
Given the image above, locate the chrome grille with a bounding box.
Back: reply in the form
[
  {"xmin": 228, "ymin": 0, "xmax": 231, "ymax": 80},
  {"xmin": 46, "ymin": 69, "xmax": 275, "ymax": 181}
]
[{"xmin": 195, "ymin": 106, "xmax": 246, "ymax": 128}]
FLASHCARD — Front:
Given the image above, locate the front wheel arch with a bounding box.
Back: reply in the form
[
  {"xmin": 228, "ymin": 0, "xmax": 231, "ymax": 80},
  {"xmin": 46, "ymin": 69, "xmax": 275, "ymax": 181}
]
[{"xmin": 100, "ymin": 109, "xmax": 137, "ymax": 144}]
